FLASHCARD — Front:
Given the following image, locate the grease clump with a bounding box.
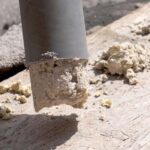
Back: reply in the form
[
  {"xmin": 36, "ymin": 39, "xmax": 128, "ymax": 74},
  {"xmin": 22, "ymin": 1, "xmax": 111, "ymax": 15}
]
[{"xmin": 94, "ymin": 42, "xmax": 147, "ymax": 85}]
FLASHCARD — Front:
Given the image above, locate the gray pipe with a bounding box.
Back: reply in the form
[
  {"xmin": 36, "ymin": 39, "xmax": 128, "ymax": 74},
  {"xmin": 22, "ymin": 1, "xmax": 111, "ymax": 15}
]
[{"xmin": 19, "ymin": 0, "xmax": 88, "ymax": 63}]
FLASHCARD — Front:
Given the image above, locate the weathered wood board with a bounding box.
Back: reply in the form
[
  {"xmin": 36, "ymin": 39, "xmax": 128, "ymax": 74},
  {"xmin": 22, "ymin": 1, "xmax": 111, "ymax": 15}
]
[{"xmin": 0, "ymin": 3, "xmax": 150, "ymax": 150}]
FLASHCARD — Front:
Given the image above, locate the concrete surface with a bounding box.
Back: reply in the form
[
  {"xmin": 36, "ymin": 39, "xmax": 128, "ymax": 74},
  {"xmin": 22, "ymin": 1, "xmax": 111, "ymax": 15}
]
[
  {"xmin": 0, "ymin": 3, "xmax": 150, "ymax": 150},
  {"xmin": 0, "ymin": 24, "xmax": 24, "ymax": 74},
  {"xmin": 0, "ymin": 0, "xmax": 20, "ymax": 35},
  {"xmin": 0, "ymin": 0, "xmax": 148, "ymax": 35},
  {"xmin": 83, "ymin": 0, "xmax": 149, "ymax": 29}
]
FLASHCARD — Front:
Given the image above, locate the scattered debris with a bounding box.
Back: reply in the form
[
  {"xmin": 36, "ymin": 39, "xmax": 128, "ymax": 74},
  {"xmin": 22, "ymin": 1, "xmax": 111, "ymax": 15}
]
[
  {"xmin": 101, "ymin": 99, "xmax": 112, "ymax": 108},
  {"xmin": 94, "ymin": 42, "xmax": 148, "ymax": 84},
  {"xmin": 0, "ymin": 81, "xmax": 32, "ymax": 98},
  {"xmin": 0, "ymin": 103, "xmax": 12, "ymax": 120}
]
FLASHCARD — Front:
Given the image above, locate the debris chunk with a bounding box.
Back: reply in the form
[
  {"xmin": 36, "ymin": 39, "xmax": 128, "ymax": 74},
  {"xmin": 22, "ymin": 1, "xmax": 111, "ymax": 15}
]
[
  {"xmin": 101, "ymin": 99, "xmax": 112, "ymax": 108},
  {"xmin": 94, "ymin": 42, "xmax": 147, "ymax": 84},
  {"xmin": 0, "ymin": 104, "xmax": 12, "ymax": 120}
]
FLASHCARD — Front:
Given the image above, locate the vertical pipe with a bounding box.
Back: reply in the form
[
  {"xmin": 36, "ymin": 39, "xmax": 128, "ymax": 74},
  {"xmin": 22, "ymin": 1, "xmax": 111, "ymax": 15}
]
[{"xmin": 19, "ymin": 0, "xmax": 88, "ymax": 63}]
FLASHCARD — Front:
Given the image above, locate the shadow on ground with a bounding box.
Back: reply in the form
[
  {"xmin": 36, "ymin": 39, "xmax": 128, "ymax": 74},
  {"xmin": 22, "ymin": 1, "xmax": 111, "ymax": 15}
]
[{"xmin": 0, "ymin": 114, "xmax": 78, "ymax": 150}]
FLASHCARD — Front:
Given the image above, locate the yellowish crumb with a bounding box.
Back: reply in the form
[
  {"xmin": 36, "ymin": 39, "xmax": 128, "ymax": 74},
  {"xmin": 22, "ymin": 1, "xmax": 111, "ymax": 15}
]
[{"xmin": 101, "ymin": 99, "xmax": 112, "ymax": 108}]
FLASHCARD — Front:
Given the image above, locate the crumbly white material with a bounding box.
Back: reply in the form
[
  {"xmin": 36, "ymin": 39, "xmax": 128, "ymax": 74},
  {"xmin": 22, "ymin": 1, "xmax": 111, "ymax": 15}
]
[
  {"xmin": 29, "ymin": 59, "xmax": 88, "ymax": 111},
  {"xmin": 94, "ymin": 42, "xmax": 147, "ymax": 85}
]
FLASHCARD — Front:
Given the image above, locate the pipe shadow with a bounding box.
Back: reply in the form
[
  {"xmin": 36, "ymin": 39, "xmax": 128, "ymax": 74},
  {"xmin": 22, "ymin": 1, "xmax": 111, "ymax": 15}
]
[{"xmin": 0, "ymin": 113, "xmax": 78, "ymax": 150}]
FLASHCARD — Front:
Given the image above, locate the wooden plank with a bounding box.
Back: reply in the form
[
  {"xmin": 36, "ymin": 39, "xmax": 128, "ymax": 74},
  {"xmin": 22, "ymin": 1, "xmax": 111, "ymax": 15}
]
[{"xmin": 0, "ymin": 3, "xmax": 150, "ymax": 150}]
